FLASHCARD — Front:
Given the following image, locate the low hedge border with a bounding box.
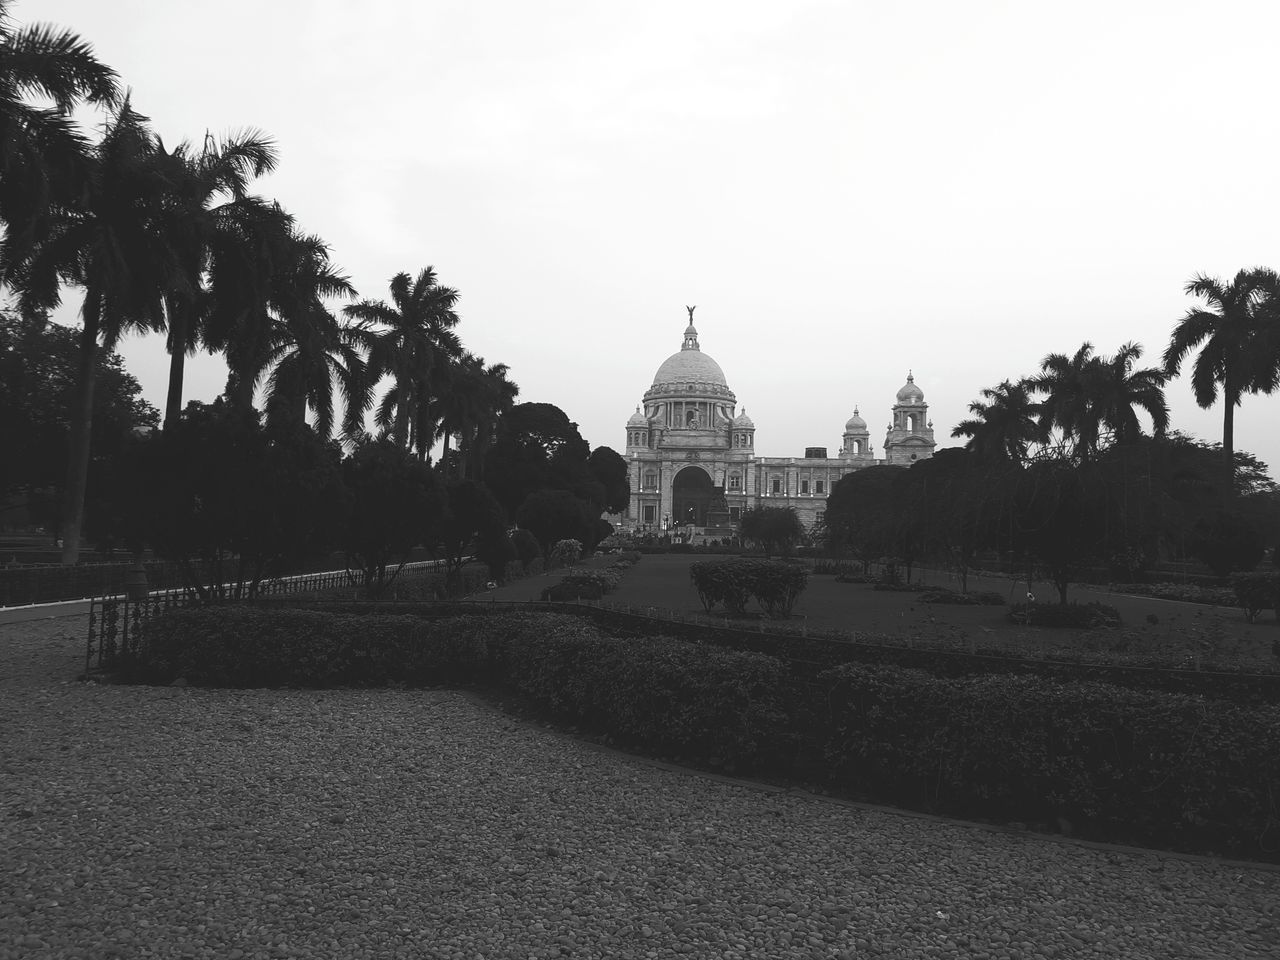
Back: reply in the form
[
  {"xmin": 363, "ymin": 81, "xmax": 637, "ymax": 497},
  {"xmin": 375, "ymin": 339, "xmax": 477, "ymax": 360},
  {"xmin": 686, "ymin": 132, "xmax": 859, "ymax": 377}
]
[{"xmin": 125, "ymin": 606, "xmax": 1280, "ymax": 861}]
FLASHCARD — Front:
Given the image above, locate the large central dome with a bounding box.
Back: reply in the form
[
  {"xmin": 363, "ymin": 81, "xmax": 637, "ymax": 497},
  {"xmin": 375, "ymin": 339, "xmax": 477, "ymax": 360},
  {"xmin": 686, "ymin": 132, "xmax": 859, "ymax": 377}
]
[{"xmin": 650, "ymin": 320, "xmax": 729, "ymax": 388}]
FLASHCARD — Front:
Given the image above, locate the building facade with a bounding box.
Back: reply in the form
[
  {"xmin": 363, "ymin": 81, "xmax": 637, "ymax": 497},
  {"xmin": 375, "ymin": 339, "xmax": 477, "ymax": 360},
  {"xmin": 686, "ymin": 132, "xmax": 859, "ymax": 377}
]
[{"xmin": 621, "ymin": 315, "xmax": 936, "ymax": 533}]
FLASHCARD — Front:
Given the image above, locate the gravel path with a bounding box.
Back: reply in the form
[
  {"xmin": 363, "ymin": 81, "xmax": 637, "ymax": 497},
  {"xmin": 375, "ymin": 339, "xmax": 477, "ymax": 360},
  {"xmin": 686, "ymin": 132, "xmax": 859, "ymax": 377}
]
[{"xmin": 2, "ymin": 616, "xmax": 1276, "ymax": 960}]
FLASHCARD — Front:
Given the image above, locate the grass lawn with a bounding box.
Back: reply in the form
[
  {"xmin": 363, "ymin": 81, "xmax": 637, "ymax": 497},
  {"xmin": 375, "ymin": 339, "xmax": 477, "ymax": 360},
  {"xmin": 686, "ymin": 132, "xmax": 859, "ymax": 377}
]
[{"xmin": 597, "ymin": 554, "xmax": 1280, "ymax": 672}]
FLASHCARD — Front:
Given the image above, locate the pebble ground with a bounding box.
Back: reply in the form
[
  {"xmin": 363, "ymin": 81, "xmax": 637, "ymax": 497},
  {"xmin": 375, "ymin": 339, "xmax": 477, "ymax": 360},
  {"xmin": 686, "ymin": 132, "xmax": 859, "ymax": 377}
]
[{"xmin": 2, "ymin": 615, "xmax": 1276, "ymax": 959}]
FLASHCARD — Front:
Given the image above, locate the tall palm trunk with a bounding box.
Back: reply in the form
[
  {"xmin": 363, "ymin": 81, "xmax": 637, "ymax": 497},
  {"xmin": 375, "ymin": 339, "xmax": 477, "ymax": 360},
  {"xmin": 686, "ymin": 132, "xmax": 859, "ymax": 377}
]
[
  {"xmin": 1222, "ymin": 387, "xmax": 1235, "ymax": 509},
  {"xmin": 60, "ymin": 309, "xmax": 100, "ymax": 564},
  {"xmin": 163, "ymin": 305, "xmax": 188, "ymax": 430}
]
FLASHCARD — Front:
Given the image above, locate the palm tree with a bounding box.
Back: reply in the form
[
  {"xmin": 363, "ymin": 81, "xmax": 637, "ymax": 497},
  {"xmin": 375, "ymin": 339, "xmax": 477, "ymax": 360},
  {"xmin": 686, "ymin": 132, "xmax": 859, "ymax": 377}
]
[
  {"xmin": 951, "ymin": 379, "xmax": 1044, "ymax": 462},
  {"xmin": 152, "ymin": 129, "xmax": 280, "ymax": 430},
  {"xmin": 14, "ymin": 99, "xmax": 173, "ymax": 563},
  {"xmin": 1164, "ymin": 268, "xmax": 1280, "ymax": 506},
  {"xmin": 1089, "ymin": 341, "xmax": 1169, "ymax": 446},
  {"xmin": 254, "ymin": 232, "xmax": 367, "ymax": 439},
  {"xmin": 0, "ymin": 1, "xmax": 120, "ymax": 277},
  {"xmin": 1032, "ymin": 342, "xmax": 1098, "ymax": 459},
  {"xmin": 343, "ymin": 268, "xmax": 462, "ymax": 452}
]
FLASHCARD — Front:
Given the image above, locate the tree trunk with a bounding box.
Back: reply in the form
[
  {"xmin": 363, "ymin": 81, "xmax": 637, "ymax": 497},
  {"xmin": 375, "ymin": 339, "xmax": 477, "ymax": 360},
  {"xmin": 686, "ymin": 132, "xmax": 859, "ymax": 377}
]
[
  {"xmin": 1223, "ymin": 398, "xmax": 1235, "ymax": 509},
  {"xmin": 163, "ymin": 308, "xmax": 187, "ymax": 431},
  {"xmin": 60, "ymin": 314, "xmax": 101, "ymax": 565}
]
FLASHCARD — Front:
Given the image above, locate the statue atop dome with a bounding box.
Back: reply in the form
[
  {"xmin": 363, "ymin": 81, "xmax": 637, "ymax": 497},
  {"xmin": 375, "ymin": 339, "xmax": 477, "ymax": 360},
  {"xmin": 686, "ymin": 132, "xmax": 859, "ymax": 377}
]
[{"xmin": 686, "ymin": 305, "xmax": 696, "ymax": 322}]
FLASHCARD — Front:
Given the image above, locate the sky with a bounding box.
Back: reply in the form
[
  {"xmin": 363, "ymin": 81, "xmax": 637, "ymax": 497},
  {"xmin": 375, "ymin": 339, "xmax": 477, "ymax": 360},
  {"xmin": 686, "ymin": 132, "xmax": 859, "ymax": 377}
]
[{"xmin": 29, "ymin": 0, "xmax": 1280, "ymax": 474}]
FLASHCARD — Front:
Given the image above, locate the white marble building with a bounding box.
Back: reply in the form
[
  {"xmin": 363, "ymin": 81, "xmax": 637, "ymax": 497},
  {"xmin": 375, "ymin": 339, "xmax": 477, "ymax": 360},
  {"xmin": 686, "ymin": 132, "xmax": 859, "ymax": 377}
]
[{"xmin": 621, "ymin": 313, "xmax": 936, "ymax": 532}]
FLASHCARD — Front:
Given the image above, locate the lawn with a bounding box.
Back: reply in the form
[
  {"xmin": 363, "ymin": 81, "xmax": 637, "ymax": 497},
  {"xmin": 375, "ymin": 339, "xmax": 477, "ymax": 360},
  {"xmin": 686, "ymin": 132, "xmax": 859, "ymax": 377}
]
[{"xmin": 596, "ymin": 554, "xmax": 1280, "ymax": 672}]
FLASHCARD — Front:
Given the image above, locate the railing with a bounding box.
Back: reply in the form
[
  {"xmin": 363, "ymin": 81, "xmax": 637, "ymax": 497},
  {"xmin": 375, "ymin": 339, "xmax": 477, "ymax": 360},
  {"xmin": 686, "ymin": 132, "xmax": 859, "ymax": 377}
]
[{"xmin": 83, "ymin": 562, "xmax": 452, "ymax": 673}]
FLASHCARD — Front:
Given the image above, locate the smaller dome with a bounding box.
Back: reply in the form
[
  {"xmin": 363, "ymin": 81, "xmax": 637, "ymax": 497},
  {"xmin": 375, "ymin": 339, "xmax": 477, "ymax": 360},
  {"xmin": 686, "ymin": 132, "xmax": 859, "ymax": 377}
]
[
  {"xmin": 844, "ymin": 407, "xmax": 867, "ymax": 432},
  {"xmin": 732, "ymin": 408, "xmax": 755, "ymax": 429},
  {"xmin": 627, "ymin": 406, "xmax": 648, "ymax": 427},
  {"xmin": 896, "ymin": 371, "xmax": 924, "ymax": 403}
]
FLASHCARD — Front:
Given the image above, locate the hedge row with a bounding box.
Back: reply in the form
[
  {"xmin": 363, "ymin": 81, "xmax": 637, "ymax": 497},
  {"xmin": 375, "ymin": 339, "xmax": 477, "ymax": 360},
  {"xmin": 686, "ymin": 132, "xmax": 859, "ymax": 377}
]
[
  {"xmin": 132, "ymin": 608, "xmax": 782, "ymax": 769},
  {"xmin": 539, "ymin": 553, "xmax": 640, "ymax": 602},
  {"xmin": 127, "ymin": 607, "xmax": 1280, "ymax": 859},
  {"xmin": 1008, "ymin": 601, "xmax": 1122, "ymax": 628},
  {"xmin": 820, "ymin": 664, "xmax": 1280, "ymax": 852}
]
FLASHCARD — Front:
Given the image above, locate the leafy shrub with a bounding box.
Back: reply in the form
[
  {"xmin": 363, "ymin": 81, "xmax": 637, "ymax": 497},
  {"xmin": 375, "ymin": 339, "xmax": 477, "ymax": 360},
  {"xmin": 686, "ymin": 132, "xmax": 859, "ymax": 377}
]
[
  {"xmin": 820, "ymin": 662, "xmax": 1280, "ymax": 850},
  {"xmin": 549, "ymin": 539, "xmax": 583, "ymax": 568},
  {"xmin": 501, "ymin": 627, "xmax": 786, "ymax": 768},
  {"xmin": 510, "ymin": 529, "xmax": 542, "ymax": 571},
  {"xmin": 811, "ymin": 560, "xmax": 862, "ymax": 576},
  {"xmin": 872, "ymin": 581, "xmax": 927, "ymax": 593},
  {"xmin": 130, "ymin": 607, "xmax": 492, "ymax": 687},
  {"xmin": 1110, "ymin": 582, "xmax": 1236, "ymax": 606},
  {"xmin": 540, "ymin": 580, "xmax": 603, "ymax": 602},
  {"xmin": 1232, "ymin": 572, "xmax": 1280, "ymax": 624},
  {"xmin": 562, "ymin": 569, "xmax": 622, "ymax": 593},
  {"xmin": 1008, "ymin": 601, "xmax": 1121, "ymax": 628},
  {"xmin": 922, "ymin": 589, "xmax": 1006, "ymax": 606},
  {"xmin": 690, "ymin": 558, "xmax": 809, "ymax": 618},
  {"xmin": 834, "ymin": 572, "xmax": 875, "ymax": 584}
]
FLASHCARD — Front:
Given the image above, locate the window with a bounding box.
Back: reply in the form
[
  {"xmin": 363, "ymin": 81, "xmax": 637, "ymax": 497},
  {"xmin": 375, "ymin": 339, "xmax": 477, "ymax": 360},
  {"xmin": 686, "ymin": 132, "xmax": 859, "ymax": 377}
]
[
  {"xmin": 800, "ymin": 479, "xmax": 809, "ymax": 494},
  {"xmin": 816, "ymin": 511, "xmax": 825, "ymax": 525},
  {"xmin": 643, "ymin": 505, "xmax": 656, "ymax": 524},
  {"xmin": 643, "ymin": 472, "xmax": 657, "ymax": 490},
  {"xmin": 728, "ymin": 474, "xmax": 741, "ymax": 490},
  {"xmin": 729, "ymin": 506, "xmax": 741, "ymax": 521},
  {"xmin": 815, "ymin": 480, "xmax": 825, "ymax": 494},
  {"xmin": 771, "ymin": 478, "xmax": 781, "ymax": 494}
]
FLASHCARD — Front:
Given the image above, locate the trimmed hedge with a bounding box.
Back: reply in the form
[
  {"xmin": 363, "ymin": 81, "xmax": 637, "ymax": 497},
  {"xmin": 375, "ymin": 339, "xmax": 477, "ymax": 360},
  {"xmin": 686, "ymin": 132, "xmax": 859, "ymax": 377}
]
[
  {"xmin": 820, "ymin": 662, "xmax": 1280, "ymax": 852},
  {"xmin": 1008, "ymin": 601, "xmax": 1121, "ymax": 628},
  {"xmin": 125, "ymin": 605, "xmax": 1280, "ymax": 858},
  {"xmin": 130, "ymin": 608, "xmax": 783, "ymax": 769},
  {"xmin": 920, "ymin": 589, "xmax": 1006, "ymax": 606},
  {"xmin": 1111, "ymin": 582, "xmax": 1236, "ymax": 606},
  {"xmin": 130, "ymin": 607, "xmax": 494, "ymax": 687},
  {"xmin": 690, "ymin": 558, "xmax": 809, "ymax": 618}
]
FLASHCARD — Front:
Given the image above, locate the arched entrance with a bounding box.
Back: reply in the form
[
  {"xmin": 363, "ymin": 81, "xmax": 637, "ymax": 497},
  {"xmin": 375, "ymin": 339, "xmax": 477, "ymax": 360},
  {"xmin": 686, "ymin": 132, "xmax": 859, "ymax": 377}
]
[{"xmin": 672, "ymin": 466, "xmax": 714, "ymax": 527}]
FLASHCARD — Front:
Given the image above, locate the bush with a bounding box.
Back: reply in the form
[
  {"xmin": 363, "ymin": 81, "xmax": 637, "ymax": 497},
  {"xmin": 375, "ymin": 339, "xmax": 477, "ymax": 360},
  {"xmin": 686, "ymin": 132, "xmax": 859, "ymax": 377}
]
[
  {"xmin": 1008, "ymin": 602, "xmax": 1121, "ymax": 628},
  {"xmin": 690, "ymin": 558, "xmax": 809, "ymax": 618},
  {"xmin": 540, "ymin": 580, "xmax": 603, "ymax": 602},
  {"xmin": 834, "ymin": 572, "xmax": 875, "ymax": 584},
  {"xmin": 820, "ymin": 662, "xmax": 1280, "ymax": 851},
  {"xmin": 549, "ymin": 539, "xmax": 583, "ymax": 568},
  {"xmin": 1110, "ymin": 582, "xmax": 1236, "ymax": 606},
  {"xmin": 920, "ymin": 589, "xmax": 1007, "ymax": 606},
  {"xmin": 872, "ymin": 581, "xmax": 927, "ymax": 593},
  {"xmin": 510, "ymin": 528, "xmax": 542, "ymax": 571},
  {"xmin": 130, "ymin": 606, "xmax": 493, "ymax": 687},
  {"xmin": 501, "ymin": 626, "xmax": 786, "ymax": 768},
  {"xmin": 1232, "ymin": 572, "xmax": 1280, "ymax": 624}
]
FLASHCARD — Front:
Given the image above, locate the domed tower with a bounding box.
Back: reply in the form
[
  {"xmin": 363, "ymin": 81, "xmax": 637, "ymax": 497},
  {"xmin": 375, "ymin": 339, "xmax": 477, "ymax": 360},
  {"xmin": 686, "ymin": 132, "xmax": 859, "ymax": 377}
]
[
  {"xmin": 731, "ymin": 408, "xmax": 754, "ymax": 450},
  {"xmin": 625, "ymin": 406, "xmax": 650, "ymax": 452},
  {"xmin": 840, "ymin": 407, "xmax": 873, "ymax": 461},
  {"xmin": 642, "ymin": 315, "xmax": 737, "ymax": 433},
  {"xmin": 883, "ymin": 372, "xmax": 936, "ymax": 465}
]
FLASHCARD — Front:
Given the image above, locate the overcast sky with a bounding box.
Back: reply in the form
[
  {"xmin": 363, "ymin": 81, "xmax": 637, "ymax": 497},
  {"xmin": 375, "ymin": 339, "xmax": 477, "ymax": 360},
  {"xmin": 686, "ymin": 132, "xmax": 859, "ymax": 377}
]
[{"xmin": 32, "ymin": 0, "xmax": 1280, "ymax": 474}]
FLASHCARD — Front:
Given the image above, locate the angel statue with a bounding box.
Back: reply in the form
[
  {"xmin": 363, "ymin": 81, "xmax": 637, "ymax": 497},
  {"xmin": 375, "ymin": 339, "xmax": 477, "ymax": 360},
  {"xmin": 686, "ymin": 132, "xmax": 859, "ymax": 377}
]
[{"xmin": 686, "ymin": 305, "xmax": 696, "ymax": 322}]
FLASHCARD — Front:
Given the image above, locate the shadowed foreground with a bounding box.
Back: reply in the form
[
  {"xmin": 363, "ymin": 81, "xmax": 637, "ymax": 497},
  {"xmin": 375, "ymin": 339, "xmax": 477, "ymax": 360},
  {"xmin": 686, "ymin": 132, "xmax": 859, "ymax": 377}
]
[{"xmin": 2, "ymin": 617, "xmax": 1275, "ymax": 960}]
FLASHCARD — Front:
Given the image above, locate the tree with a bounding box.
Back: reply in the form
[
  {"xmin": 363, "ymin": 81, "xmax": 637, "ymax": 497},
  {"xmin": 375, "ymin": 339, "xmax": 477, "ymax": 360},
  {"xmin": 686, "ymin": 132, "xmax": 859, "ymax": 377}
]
[
  {"xmin": 484, "ymin": 402, "xmax": 592, "ymax": 517},
  {"xmin": 253, "ymin": 232, "xmax": 366, "ymax": 439},
  {"xmin": 739, "ymin": 506, "xmax": 805, "ymax": 557},
  {"xmin": 435, "ymin": 480, "xmax": 507, "ymax": 590},
  {"xmin": 823, "ymin": 465, "xmax": 907, "ymax": 571},
  {"xmin": 151, "ymin": 128, "xmax": 282, "ymax": 430},
  {"xmin": 1164, "ymin": 268, "xmax": 1280, "ymax": 508},
  {"xmin": 343, "ymin": 268, "xmax": 462, "ymax": 452},
  {"xmin": 0, "ymin": 306, "xmax": 158, "ymax": 529},
  {"xmin": 340, "ymin": 439, "xmax": 445, "ymax": 596},
  {"xmin": 0, "ymin": 1, "xmax": 120, "ymax": 276},
  {"xmin": 951, "ymin": 379, "xmax": 1045, "ymax": 463},
  {"xmin": 125, "ymin": 399, "xmax": 344, "ymax": 598},
  {"xmin": 1088, "ymin": 341, "xmax": 1169, "ymax": 447},
  {"xmin": 13, "ymin": 99, "xmax": 174, "ymax": 563},
  {"xmin": 588, "ymin": 446, "xmax": 631, "ymax": 514},
  {"xmin": 516, "ymin": 488, "xmax": 592, "ymax": 555}
]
